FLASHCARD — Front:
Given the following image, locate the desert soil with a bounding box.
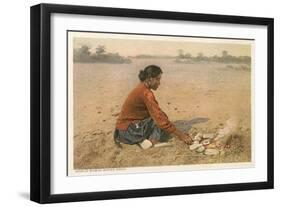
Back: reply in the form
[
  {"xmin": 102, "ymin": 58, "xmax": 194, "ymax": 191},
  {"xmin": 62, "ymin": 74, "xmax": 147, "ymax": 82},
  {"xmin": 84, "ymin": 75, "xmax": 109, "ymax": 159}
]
[{"xmin": 72, "ymin": 58, "xmax": 252, "ymax": 170}]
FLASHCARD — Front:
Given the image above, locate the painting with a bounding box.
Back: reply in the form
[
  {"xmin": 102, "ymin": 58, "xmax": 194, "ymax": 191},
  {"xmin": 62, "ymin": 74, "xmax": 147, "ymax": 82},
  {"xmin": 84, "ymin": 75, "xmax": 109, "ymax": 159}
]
[
  {"xmin": 31, "ymin": 4, "xmax": 273, "ymax": 203},
  {"xmin": 67, "ymin": 31, "xmax": 254, "ymax": 176}
]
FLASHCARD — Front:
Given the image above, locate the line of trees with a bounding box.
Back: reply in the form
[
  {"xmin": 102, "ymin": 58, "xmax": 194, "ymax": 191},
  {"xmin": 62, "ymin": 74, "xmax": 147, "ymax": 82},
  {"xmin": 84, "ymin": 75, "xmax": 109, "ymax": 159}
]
[
  {"xmin": 176, "ymin": 50, "xmax": 251, "ymax": 64},
  {"xmin": 74, "ymin": 45, "xmax": 131, "ymax": 64},
  {"xmin": 73, "ymin": 45, "xmax": 251, "ymax": 65}
]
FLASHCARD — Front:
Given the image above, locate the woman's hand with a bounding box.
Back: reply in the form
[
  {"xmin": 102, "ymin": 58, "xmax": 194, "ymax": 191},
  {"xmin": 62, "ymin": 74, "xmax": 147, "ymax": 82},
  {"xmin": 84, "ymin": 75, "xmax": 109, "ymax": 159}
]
[
  {"xmin": 178, "ymin": 133, "xmax": 193, "ymax": 145},
  {"xmin": 173, "ymin": 129, "xmax": 193, "ymax": 145}
]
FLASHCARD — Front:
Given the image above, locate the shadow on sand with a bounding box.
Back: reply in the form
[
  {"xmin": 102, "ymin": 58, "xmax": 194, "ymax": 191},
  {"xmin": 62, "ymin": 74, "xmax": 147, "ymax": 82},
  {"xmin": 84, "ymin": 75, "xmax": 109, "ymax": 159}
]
[{"xmin": 173, "ymin": 117, "xmax": 209, "ymax": 133}]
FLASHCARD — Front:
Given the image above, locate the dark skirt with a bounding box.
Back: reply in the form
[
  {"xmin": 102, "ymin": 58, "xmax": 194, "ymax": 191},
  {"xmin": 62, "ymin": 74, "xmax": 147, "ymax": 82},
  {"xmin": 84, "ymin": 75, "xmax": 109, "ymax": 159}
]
[{"xmin": 114, "ymin": 117, "xmax": 170, "ymax": 145}]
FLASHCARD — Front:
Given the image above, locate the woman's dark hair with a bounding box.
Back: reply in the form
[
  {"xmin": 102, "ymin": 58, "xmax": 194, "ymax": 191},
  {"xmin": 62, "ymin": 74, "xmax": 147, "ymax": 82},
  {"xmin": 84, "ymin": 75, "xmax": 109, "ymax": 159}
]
[{"xmin": 138, "ymin": 65, "xmax": 163, "ymax": 82}]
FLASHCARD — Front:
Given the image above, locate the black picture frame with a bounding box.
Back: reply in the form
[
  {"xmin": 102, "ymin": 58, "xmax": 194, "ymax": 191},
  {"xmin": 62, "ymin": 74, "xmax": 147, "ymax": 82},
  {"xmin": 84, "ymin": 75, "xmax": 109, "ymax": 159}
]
[{"xmin": 30, "ymin": 3, "xmax": 274, "ymax": 204}]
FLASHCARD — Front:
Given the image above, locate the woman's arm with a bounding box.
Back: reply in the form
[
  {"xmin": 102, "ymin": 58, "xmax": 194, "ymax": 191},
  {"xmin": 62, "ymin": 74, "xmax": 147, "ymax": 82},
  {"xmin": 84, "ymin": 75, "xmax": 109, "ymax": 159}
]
[
  {"xmin": 142, "ymin": 90, "xmax": 192, "ymax": 144},
  {"xmin": 143, "ymin": 91, "xmax": 176, "ymax": 133}
]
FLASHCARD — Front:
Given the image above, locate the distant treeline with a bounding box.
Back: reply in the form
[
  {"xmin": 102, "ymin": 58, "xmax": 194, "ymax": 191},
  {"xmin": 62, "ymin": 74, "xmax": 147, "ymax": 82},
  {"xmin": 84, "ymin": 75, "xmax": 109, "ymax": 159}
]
[
  {"xmin": 130, "ymin": 54, "xmax": 175, "ymax": 59},
  {"xmin": 74, "ymin": 45, "xmax": 131, "ymax": 64},
  {"xmin": 74, "ymin": 45, "xmax": 251, "ymax": 65},
  {"xmin": 132, "ymin": 50, "xmax": 251, "ymax": 64},
  {"xmin": 174, "ymin": 50, "xmax": 251, "ymax": 64}
]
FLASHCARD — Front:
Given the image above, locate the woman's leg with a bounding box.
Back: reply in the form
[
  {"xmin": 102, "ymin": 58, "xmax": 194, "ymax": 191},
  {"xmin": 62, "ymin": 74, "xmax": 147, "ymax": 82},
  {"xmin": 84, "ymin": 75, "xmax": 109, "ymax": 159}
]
[{"xmin": 114, "ymin": 117, "xmax": 170, "ymax": 146}]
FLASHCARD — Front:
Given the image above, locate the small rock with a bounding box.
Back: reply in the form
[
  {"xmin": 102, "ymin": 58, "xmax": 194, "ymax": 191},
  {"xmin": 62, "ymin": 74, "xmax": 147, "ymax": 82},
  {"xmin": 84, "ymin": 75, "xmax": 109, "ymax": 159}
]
[
  {"xmin": 204, "ymin": 149, "xmax": 219, "ymax": 155},
  {"xmin": 193, "ymin": 133, "xmax": 203, "ymax": 141},
  {"xmin": 201, "ymin": 139, "xmax": 211, "ymax": 146},
  {"xmin": 189, "ymin": 143, "xmax": 202, "ymax": 151},
  {"xmin": 203, "ymin": 133, "xmax": 215, "ymax": 139},
  {"xmin": 196, "ymin": 145, "xmax": 205, "ymax": 153},
  {"xmin": 193, "ymin": 140, "xmax": 200, "ymax": 145}
]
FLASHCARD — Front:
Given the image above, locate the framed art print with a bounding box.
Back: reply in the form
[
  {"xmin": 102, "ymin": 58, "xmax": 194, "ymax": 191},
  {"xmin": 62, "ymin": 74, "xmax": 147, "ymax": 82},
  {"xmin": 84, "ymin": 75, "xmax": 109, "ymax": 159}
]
[{"xmin": 30, "ymin": 3, "xmax": 274, "ymax": 203}]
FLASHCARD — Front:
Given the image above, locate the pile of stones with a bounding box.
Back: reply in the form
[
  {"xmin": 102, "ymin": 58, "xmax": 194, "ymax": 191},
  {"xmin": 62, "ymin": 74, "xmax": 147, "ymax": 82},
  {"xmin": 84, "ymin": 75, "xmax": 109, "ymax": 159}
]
[
  {"xmin": 188, "ymin": 119, "xmax": 238, "ymax": 155},
  {"xmin": 189, "ymin": 133, "xmax": 221, "ymax": 155}
]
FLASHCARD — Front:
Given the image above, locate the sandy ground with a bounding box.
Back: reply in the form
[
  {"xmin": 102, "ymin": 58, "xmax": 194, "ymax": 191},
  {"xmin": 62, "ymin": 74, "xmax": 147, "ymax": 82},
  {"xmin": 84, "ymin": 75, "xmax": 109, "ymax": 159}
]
[{"xmin": 72, "ymin": 58, "xmax": 252, "ymax": 171}]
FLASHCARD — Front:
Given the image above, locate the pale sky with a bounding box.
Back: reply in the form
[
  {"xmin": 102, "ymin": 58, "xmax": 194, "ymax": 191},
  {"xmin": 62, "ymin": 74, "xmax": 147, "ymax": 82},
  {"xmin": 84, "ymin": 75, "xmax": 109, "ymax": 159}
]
[{"xmin": 72, "ymin": 32, "xmax": 252, "ymax": 57}]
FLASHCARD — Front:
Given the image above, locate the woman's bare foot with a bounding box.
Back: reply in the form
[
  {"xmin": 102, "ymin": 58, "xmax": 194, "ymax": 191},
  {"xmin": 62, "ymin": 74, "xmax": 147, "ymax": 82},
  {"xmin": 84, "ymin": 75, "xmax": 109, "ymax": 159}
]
[{"xmin": 139, "ymin": 139, "xmax": 153, "ymax": 149}]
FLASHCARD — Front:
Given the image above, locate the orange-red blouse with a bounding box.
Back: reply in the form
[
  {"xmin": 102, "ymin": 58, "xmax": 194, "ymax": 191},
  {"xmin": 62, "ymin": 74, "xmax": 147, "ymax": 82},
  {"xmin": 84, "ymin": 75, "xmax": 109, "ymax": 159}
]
[{"xmin": 116, "ymin": 82, "xmax": 176, "ymax": 133}]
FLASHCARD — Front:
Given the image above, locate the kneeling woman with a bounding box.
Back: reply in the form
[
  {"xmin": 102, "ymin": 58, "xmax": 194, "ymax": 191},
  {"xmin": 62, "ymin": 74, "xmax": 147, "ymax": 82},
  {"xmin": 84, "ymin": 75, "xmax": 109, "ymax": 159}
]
[{"xmin": 114, "ymin": 65, "xmax": 192, "ymax": 149}]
